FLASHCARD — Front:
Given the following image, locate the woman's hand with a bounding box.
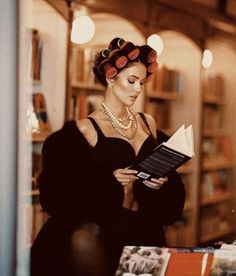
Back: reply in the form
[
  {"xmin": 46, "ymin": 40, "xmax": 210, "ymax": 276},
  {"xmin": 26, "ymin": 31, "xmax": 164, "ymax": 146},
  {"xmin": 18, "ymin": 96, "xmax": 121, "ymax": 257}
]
[
  {"xmin": 113, "ymin": 168, "xmax": 138, "ymax": 186},
  {"xmin": 143, "ymin": 177, "xmax": 168, "ymax": 190}
]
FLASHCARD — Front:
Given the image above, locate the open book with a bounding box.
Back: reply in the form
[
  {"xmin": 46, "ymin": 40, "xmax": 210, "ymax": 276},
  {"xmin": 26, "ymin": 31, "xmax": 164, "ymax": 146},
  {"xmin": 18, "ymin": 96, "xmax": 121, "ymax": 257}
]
[{"xmin": 130, "ymin": 125, "xmax": 195, "ymax": 180}]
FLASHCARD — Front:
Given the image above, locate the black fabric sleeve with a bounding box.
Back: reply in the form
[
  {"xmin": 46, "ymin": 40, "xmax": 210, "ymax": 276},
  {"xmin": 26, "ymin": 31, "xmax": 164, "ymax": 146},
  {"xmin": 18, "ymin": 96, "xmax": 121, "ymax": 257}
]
[
  {"xmin": 134, "ymin": 129, "xmax": 186, "ymax": 225},
  {"xmin": 39, "ymin": 121, "xmax": 122, "ymax": 226}
]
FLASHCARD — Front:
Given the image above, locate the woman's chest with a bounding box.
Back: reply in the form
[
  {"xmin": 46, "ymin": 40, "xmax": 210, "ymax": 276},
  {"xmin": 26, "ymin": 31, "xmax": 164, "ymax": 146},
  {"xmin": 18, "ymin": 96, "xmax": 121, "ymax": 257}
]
[{"xmin": 91, "ymin": 136, "xmax": 157, "ymax": 170}]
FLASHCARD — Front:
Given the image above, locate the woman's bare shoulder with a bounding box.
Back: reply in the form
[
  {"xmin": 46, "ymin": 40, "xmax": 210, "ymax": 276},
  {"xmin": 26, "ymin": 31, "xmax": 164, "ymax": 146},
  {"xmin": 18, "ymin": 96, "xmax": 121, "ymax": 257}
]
[
  {"xmin": 76, "ymin": 116, "xmax": 97, "ymax": 146},
  {"xmin": 142, "ymin": 112, "xmax": 157, "ymax": 138}
]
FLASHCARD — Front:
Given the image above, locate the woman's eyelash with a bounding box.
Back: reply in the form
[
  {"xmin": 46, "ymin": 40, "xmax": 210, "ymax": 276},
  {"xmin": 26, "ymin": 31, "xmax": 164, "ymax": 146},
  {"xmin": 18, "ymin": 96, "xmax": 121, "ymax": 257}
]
[{"xmin": 128, "ymin": 79, "xmax": 145, "ymax": 86}]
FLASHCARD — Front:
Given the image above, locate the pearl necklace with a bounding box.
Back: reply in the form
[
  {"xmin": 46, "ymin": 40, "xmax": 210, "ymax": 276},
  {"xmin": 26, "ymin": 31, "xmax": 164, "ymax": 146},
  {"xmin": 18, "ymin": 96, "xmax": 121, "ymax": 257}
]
[
  {"xmin": 101, "ymin": 103, "xmax": 138, "ymax": 140},
  {"xmin": 102, "ymin": 103, "xmax": 132, "ymax": 129}
]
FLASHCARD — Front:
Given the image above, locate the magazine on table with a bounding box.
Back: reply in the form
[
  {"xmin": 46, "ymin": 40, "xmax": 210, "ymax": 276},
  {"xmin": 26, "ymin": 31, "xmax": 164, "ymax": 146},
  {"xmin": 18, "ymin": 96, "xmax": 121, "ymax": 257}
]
[
  {"xmin": 115, "ymin": 246, "xmax": 170, "ymax": 276},
  {"xmin": 130, "ymin": 124, "xmax": 195, "ymax": 180}
]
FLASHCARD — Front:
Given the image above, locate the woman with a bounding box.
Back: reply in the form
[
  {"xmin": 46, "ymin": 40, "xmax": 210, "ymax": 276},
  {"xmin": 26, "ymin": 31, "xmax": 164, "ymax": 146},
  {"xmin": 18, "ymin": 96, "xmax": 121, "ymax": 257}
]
[{"xmin": 31, "ymin": 38, "xmax": 185, "ymax": 276}]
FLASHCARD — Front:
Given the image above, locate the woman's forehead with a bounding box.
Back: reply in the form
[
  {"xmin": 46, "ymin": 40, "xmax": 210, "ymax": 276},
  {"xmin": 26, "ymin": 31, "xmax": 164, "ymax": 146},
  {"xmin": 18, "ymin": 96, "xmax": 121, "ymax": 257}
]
[{"xmin": 119, "ymin": 63, "xmax": 146, "ymax": 78}]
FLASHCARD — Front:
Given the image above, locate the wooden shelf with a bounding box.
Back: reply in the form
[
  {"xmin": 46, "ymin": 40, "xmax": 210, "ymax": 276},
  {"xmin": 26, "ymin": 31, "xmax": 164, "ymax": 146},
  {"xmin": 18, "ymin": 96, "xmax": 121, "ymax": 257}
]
[
  {"xmin": 32, "ymin": 131, "xmax": 50, "ymax": 142},
  {"xmin": 71, "ymin": 81, "xmax": 104, "ymax": 91},
  {"xmin": 203, "ymin": 128, "xmax": 226, "ymax": 137},
  {"xmin": 203, "ymin": 95, "xmax": 224, "ymax": 105},
  {"xmin": 149, "ymin": 92, "xmax": 181, "ymax": 101},
  {"xmin": 200, "ymin": 226, "xmax": 233, "ymax": 243},
  {"xmin": 202, "ymin": 160, "xmax": 233, "ymax": 171},
  {"xmin": 201, "ymin": 191, "xmax": 233, "ymax": 206}
]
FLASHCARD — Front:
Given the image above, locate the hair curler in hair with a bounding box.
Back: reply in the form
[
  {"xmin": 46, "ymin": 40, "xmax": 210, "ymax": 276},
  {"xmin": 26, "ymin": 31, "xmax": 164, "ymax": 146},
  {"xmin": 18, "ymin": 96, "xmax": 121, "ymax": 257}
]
[
  {"xmin": 108, "ymin": 37, "xmax": 126, "ymax": 51},
  {"xmin": 109, "ymin": 49, "xmax": 128, "ymax": 69},
  {"xmin": 147, "ymin": 62, "xmax": 158, "ymax": 73},
  {"xmin": 139, "ymin": 45, "xmax": 157, "ymax": 64},
  {"xmin": 98, "ymin": 59, "xmax": 118, "ymax": 79},
  {"xmin": 121, "ymin": 42, "xmax": 140, "ymax": 60}
]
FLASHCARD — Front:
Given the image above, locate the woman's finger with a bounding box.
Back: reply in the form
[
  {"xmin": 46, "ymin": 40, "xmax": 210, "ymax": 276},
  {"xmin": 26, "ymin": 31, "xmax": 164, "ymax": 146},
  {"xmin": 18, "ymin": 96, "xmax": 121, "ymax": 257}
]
[{"xmin": 143, "ymin": 180, "xmax": 161, "ymax": 190}]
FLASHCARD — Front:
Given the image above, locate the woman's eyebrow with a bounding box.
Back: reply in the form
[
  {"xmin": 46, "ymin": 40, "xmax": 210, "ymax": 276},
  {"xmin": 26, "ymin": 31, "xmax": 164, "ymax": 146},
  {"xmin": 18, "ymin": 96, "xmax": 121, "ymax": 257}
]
[
  {"xmin": 129, "ymin": 75, "xmax": 146, "ymax": 80},
  {"xmin": 128, "ymin": 75, "xmax": 139, "ymax": 79}
]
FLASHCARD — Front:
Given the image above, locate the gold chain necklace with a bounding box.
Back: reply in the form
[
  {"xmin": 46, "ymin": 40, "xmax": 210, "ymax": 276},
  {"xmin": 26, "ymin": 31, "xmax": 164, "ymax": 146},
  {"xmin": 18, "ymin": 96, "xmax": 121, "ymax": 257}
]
[{"xmin": 101, "ymin": 103, "xmax": 138, "ymax": 140}]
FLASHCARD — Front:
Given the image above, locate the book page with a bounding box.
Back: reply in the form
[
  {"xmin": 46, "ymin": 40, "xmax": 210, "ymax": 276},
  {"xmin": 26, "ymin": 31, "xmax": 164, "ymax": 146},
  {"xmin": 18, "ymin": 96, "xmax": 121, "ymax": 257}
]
[
  {"xmin": 210, "ymin": 249, "xmax": 236, "ymax": 275},
  {"xmin": 164, "ymin": 124, "xmax": 195, "ymax": 157}
]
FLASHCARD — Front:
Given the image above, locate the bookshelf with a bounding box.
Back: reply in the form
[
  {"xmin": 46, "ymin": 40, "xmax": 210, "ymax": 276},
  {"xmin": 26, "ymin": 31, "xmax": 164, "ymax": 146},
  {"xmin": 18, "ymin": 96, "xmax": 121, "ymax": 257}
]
[
  {"xmin": 145, "ymin": 31, "xmax": 202, "ymax": 247},
  {"xmin": 199, "ymin": 71, "xmax": 234, "ymax": 245},
  {"xmin": 66, "ymin": 44, "xmax": 106, "ymax": 120},
  {"xmin": 22, "ymin": 26, "xmax": 53, "ymax": 248}
]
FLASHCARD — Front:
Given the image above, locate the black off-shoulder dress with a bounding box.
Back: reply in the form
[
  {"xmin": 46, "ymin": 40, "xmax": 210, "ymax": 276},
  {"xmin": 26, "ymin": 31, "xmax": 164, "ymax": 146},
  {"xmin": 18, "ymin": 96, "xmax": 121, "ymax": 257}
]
[{"xmin": 30, "ymin": 114, "xmax": 185, "ymax": 275}]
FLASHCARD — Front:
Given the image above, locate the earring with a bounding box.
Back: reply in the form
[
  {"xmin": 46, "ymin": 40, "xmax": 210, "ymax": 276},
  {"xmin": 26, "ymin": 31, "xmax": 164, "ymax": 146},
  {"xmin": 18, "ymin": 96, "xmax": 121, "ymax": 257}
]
[{"xmin": 107, "ymin": 83, "xmax": 113, "ymax": 89}]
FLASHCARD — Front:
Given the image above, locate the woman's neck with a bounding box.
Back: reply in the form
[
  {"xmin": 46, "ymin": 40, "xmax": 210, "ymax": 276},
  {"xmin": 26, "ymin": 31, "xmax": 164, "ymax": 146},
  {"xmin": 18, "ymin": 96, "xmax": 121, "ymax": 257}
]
[{"xmin": 102, "ymin": 100, "xmax": 127, "ymax": 118}]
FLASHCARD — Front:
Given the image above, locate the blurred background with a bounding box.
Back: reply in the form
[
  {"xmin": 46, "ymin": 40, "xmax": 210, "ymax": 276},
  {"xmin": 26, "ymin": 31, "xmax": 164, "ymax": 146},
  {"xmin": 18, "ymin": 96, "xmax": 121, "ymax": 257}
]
[{"xmin": 1, "ymin": 0, "xmax": 236, "ymax": 275}]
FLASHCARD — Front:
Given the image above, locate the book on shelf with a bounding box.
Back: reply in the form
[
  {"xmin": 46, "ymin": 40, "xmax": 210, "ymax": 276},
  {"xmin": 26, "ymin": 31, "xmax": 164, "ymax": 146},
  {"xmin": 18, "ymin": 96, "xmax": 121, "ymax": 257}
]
[
  {"xmin": 32, "ymin": 92, "xmax": 51, "ymax": 133},
  {"xmin": 72, "ymin": 93, "xmax": 105, "ymax": 120},
  {"xmin": 205, "ymin": 73, "xmax": 224, "ymax": 98},
  {"xmin": 22, "ymin": 28, "xmax": 43, "ymax": 82},
  {"xmin": 153, "ymin": 65, "xmax": 184, "ymax": 93},
  {"xmin": 71, "ymin": 45, "xmax": 103, "ymax": 85},
  {"xmin": 130, "ymin": 124, "xmax": 195, "ymax": 180},
  {"xmin": 203, "ymin": 106, "xmax": 222, "ymax": 130},
  {"xmin": 200, "ymin": 204, "xmax": 231, "ymax": 242},
  {"xmin": 165, "ymin": 214, "xmax": 192, "ymax": 247},
  {"xmin": 201, "ymin": 171, "xmax": 228, "ymax": 198},
  {"xmin": 115, "ymin": 246, "xmax": 170, "ymax": 276},
  {"xmin": 146, "ymin": 101, "xmax": 171, "ymax": 130},
  {"xmin": 202, "ymin": 136, "xmax": 233, "ymax": 163}
]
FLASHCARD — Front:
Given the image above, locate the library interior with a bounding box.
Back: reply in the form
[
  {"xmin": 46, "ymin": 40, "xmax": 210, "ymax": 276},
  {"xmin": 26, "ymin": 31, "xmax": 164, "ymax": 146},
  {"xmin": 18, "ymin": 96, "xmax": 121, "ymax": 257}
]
[{"xmin": 1, "ymin": 0, "xmax": 236, "ymax": 275}]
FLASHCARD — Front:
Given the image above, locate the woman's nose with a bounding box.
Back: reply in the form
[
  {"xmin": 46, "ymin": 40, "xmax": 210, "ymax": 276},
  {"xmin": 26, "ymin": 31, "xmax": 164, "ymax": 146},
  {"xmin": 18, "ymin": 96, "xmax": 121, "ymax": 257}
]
[{"xmin": 134, "ymin": 82, "xmax": 141, "ymax": 92}]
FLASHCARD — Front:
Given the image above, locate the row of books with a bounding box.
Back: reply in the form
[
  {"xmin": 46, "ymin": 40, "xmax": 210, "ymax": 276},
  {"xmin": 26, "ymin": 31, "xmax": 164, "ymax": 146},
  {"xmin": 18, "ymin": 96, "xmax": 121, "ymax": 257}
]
[
  {"xmin": 165, "ymin": 216, "xmax": 193, "ymax": 247},
  {"xmin": 146, "ymin": 101, "xmax": 172, "ymax": 130},
  {"xmin": 204, "ymin": 73, "xmax": 224, "ymax": 98},
  {"xmin": 201, "ymin": 170, "xmax": 229, "ymax": 199},
  {"xmin": 152, "ymin": 65, "xmax": 184, "ymax": 93},
  {"xmin": 29, "ymin": 92, "xmax": 51, "ymax": 135},
  {"xmin": 203, "ymin": 105, "xmax": 223, "ymax": 130},
  {"xmin": 70, "ymin": 46, "xmax": 100, "ymax": 85},
  {"xmin": 200, "ymin": 204, "xmax": 231, "ymax": 241},
  {"xmin": 69, "ymin": 92, "xmax": 104, "ymax": 120},
  {"xmin": 202, "ymin": 136, "xmax": 233, "ymax": 163}
]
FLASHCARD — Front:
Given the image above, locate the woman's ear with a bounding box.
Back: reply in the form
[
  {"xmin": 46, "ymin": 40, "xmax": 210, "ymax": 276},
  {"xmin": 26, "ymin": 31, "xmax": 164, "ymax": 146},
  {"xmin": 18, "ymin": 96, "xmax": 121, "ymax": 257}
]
[{"xmin": 106, "ymin": 78, "xmax": 115, "ymax": 88}]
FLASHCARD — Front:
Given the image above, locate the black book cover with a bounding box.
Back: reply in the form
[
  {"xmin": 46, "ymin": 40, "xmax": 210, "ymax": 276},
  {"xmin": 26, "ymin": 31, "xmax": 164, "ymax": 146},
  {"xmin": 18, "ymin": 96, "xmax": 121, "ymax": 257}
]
[{"xmin": 130, "ymin": 125, "xmax": 194, "ymax": 180}]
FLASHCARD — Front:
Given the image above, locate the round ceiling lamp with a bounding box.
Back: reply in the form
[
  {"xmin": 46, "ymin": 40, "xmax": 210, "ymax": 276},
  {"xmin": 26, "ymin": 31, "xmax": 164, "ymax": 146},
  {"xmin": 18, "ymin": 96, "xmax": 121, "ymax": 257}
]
[
  {"xmin": 71, "ymin": 15, "xmax": 95, "ymax": 44},
  {"xmin": 202, "ymin": 49, "xmax": 213, "ymax": 69},
  {"xmin": 147, "ymin": 34, "xmax": 164, "ymax": 56}
]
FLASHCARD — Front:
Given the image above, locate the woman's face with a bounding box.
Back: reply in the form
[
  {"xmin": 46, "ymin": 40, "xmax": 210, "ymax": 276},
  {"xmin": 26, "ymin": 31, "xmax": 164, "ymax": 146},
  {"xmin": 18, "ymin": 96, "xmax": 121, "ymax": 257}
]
[{"xmin": 110, "ymin": 62, "xmax": 147, "ymax": 106}]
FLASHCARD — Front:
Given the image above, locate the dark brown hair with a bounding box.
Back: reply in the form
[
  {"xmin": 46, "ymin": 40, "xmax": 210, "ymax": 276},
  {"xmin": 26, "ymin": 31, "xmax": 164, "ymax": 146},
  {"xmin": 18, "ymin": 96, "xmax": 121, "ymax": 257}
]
[{"xmin": 93, "ymin": 38, "xmax": 158, "ymax": 87}]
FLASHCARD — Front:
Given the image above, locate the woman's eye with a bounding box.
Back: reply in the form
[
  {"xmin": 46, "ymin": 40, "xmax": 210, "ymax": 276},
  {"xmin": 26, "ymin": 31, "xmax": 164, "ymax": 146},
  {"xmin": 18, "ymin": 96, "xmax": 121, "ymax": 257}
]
[{"xmin": 128, "ymin": 79, "xmax": 135, "ymax": 84}]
